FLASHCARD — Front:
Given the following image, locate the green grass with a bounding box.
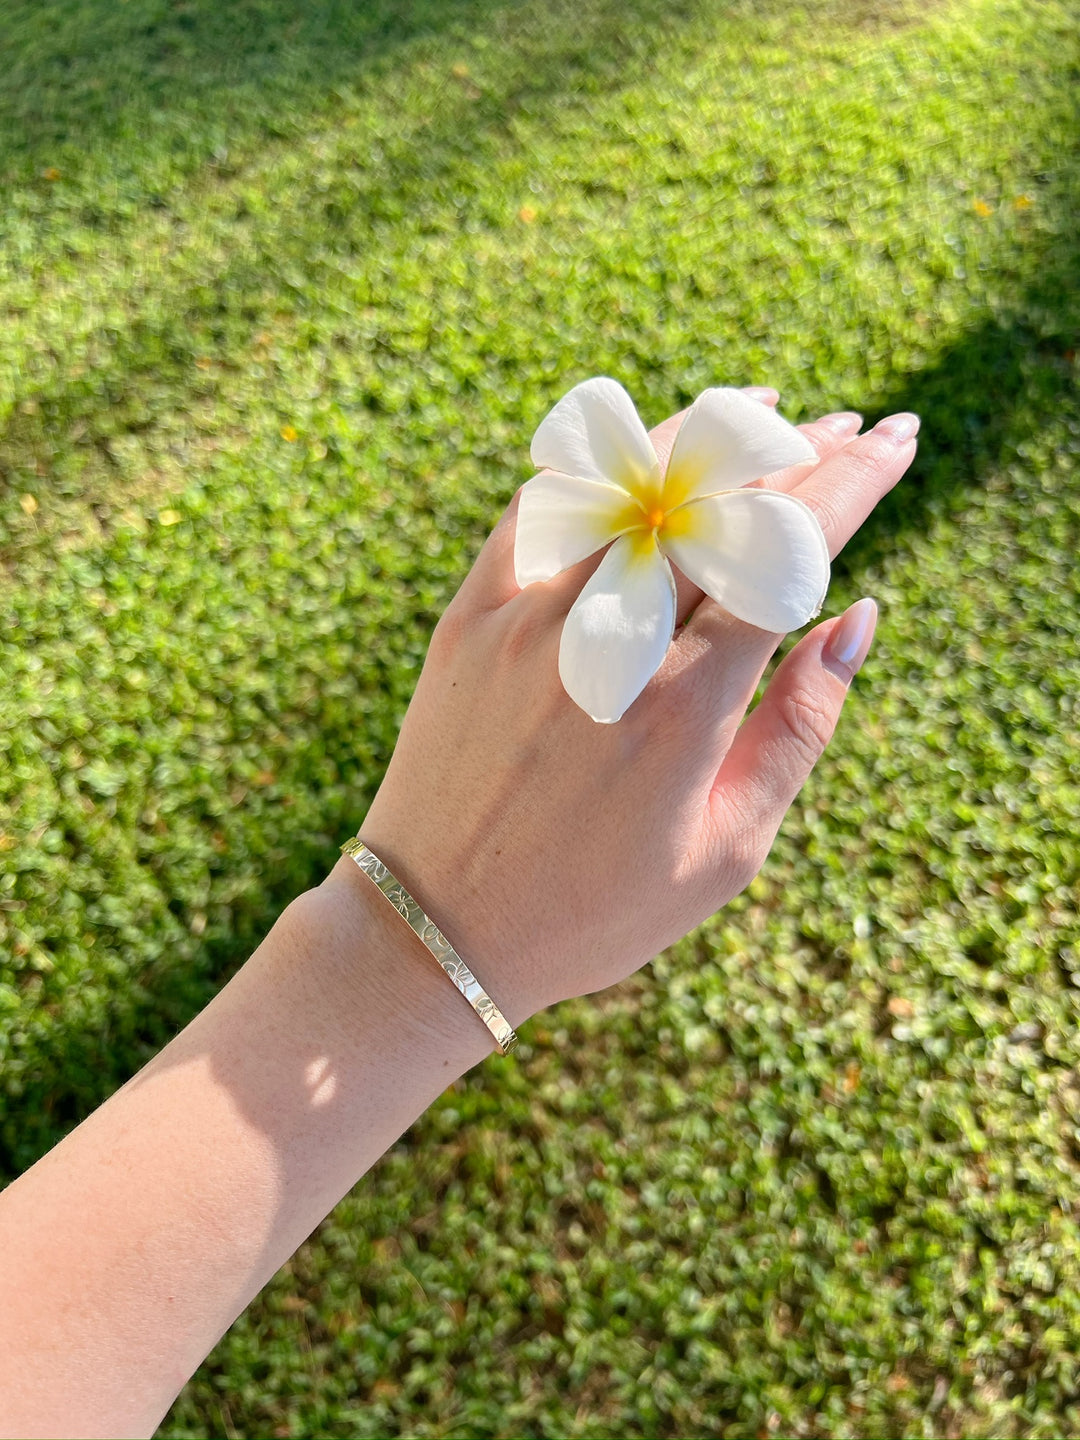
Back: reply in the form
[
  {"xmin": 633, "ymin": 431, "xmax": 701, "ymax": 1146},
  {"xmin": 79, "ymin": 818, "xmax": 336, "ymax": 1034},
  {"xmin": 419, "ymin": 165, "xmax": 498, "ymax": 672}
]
[{"xmin": 2, "ymin": 0, "xmax": 1079, "ymax": 1433}]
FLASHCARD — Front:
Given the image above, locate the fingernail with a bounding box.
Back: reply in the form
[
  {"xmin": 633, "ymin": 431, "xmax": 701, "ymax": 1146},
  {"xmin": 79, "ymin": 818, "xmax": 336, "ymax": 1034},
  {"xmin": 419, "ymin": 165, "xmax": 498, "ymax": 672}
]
[
  {"xmin": 744, "ymin": 386, "xmax": 779, "ymax": 404},
  {"xmin": 873, "ymin": 412, "xmax": 920, "ymax": 442},
  {"xmin": 823, "ymin": 597, "xmax": 878, "ymax": 681},
  {"xmin": 819, "ymin": 411, "xmax": 863, "ymax": 435}
]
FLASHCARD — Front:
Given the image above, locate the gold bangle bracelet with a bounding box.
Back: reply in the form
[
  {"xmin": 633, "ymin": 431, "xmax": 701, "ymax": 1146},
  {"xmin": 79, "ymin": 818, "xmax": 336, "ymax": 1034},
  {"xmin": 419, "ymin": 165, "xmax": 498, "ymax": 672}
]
[{"xmin": 339, "ymin": 837, "xmax": 518, "ymax": 1057}]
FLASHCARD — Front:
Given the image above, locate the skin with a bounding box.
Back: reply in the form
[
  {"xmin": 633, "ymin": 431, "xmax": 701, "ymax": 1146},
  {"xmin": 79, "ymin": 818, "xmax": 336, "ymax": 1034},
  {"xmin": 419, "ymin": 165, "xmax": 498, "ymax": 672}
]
[{"xmin": 0, "ymin": 389, "xmax": 917, "ymax": 1438}]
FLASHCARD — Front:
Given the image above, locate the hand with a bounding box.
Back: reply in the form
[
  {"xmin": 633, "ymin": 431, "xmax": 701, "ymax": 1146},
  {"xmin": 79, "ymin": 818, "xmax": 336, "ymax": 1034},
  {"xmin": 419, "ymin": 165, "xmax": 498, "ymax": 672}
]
[{"xmin": 329, "ymin": 389, "xmax": 918, "ymax": 1023}]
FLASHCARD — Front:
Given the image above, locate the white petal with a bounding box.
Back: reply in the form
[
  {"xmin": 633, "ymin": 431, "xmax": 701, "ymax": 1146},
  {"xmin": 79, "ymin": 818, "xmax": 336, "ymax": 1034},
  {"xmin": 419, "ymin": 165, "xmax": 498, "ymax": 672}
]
[
  {"xmin": 530, "ymin": 377, "xmax": 662, "ymax": 502},
  {"xmin": 663, "ymin": 387, "xmax": 817, "ymax": 508},
  {"xmin": 662, "ymin": 489, "xmax": 830, "ymax": 632},
  {"xmin": 558, "ymin": 533, "xmax": 677, "ymax": 724},
  {"xmin": 514, "ymin": 471, "xmax": 645, "ymax": 586}
]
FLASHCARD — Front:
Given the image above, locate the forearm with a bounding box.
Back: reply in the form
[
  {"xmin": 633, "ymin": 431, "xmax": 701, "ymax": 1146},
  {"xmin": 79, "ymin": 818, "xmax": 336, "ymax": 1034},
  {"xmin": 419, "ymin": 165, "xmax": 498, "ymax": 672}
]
[{"xmin": 0, "ymin": 862, "xmax": 493, "ymax": 1439}]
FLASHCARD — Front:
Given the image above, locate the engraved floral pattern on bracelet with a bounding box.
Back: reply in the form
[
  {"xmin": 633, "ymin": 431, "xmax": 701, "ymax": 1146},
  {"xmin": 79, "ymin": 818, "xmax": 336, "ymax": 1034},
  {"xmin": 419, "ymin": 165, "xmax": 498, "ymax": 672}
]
[
  {"xmin": 383, "ymin": 884, "xmax": 412, "ymax": 918},
  {"xmin": 441, "ymin": 954, "xmax": 471, "ymax": 985},
  {"xmin": 357, "ymin": 851, "xmax": 389, "ymax": 884},
  {"xmin": 419, "ymin": 920, "xmax": 453, "ymax": 960}
]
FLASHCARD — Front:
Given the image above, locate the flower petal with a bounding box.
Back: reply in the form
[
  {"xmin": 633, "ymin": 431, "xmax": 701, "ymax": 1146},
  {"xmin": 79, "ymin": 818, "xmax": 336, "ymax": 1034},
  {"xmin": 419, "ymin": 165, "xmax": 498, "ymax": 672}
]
[
  {"xmin": 663, "ymin": 387, "xmax": 817, "ymax": 508},
  {"xmin": 662, "ymin": 488, "xmax": 830, "ymax": 632},
  {"xmin": 531, "ymin": 377, "xmax": 662, "ymax": 503},
  {"xmin": 514, "ymin": 471, "xmax": 646, "ymax": 586},
  {"xmin": 558, "ymin": 532, "xmax": 676, "ymax": 724}
]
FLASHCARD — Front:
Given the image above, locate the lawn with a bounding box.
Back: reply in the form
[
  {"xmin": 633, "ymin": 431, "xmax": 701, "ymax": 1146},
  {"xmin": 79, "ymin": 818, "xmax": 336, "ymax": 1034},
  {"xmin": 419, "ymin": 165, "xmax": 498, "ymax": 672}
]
[{"xmin": 2, "ymin": 0, "xmax": 1079, "ymax": 1434}]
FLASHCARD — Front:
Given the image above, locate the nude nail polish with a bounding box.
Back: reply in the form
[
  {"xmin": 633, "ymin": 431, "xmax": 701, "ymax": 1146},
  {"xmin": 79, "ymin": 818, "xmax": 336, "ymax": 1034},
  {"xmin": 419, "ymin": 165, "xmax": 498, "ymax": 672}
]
[
  {"xmin": 820, "ymin": 411, "xmax": 863, "ymax": 434},
  {"xmin": 873, "ymin": 413, "xmax": 920, "ymax": 442},
  {"xmin": 823, "ymin": 598, "xmax": 878, "ymax": 680}
]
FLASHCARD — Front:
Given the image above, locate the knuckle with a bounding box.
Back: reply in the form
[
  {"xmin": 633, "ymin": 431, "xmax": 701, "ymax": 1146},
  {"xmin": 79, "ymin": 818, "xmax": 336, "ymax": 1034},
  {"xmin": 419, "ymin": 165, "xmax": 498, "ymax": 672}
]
[
  {"xmin": 642, "ymin": 670, "xmax": 687, "ymax": 730},
  {"xmin": 429, "ymin": 601, "xmax": 469, "ymax": 664},
  {"xmin": 499, "ymin": 596, "xmax": 552, "ymax": 665},
  {"xmin": 852, "ymin": 431, "xmax": 905, "ymax": 476},
  {"xmin": 642, "ymin": 662, "xmax": 711, "ymax": 745},
  {"xmin": 727, "ymin": 810, "xmax": 769, "ymax": 892},
  {"xmin": 800, "ymin": 424, "xmax": 840, "ymax": 462},
  {"xmin": 807, "ymin": 489, "xmax": 843, "ymax": 545},
  {"xmin": 777, "ymin": 684, "xmax": 835, "ymax": 767}
]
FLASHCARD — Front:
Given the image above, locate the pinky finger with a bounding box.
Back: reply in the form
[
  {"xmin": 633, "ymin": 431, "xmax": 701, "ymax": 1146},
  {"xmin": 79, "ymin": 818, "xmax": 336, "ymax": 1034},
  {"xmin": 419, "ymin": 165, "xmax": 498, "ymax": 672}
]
[{"xmin": 708, "ymin": 597, "xmax": 879, "ymax": 865}]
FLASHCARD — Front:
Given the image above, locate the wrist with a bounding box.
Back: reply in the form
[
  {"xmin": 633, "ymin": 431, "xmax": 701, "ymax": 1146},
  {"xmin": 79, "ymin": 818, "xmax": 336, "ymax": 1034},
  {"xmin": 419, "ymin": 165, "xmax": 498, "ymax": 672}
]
[
  {"xmin": 309, "ymin": 854, "xmax": 501, "ymax": 1073},
  {"xmin": 324, "ymin": 834, "xmax": 539, "ymax": 1025}
]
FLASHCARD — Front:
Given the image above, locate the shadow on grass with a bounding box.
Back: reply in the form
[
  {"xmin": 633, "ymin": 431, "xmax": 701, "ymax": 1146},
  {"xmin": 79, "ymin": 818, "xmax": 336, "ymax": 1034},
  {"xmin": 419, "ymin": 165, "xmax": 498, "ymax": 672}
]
[
  {"xmin": 839, "ymin": 175, "xmax": 1080, "ymax": 583},
  {"xmin": 0, "ymin": 0, "xmax": 935, "ymax": 174},
  {"xmin": 1, "ymin": 0, "xmax": 700, "ymax": 172},
  {"xmin": 2, "ymin": 0, "xmax": 502, "ymax": 158}
]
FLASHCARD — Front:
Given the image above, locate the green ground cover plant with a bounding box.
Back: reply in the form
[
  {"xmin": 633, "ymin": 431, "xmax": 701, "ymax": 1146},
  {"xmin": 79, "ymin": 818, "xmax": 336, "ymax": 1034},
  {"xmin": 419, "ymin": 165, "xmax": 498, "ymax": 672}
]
[{"xmin": 2, "ymin": 0, "xmax": 1079, "ymax": 1433}]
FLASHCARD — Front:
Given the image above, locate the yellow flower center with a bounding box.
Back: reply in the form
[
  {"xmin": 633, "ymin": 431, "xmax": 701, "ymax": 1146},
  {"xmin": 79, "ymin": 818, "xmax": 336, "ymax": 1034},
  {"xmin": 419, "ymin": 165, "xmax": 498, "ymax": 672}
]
[{"xmin": 628, "ymin": 497, "xmax": 694, "ymax": 546}]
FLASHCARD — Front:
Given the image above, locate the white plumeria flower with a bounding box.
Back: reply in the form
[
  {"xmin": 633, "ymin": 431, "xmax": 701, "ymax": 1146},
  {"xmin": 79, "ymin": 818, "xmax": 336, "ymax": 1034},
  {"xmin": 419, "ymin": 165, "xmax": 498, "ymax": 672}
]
[{"xmin": 513, "ymin": 377, "xmax": 830, "ymax": 723}]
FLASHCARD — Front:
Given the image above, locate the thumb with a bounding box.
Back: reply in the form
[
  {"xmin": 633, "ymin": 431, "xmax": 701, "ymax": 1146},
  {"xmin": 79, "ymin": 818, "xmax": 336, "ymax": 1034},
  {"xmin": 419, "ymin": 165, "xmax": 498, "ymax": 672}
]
[{"xmin": 708, "ymin": 597, "xmax": 879, "ymax": 866}]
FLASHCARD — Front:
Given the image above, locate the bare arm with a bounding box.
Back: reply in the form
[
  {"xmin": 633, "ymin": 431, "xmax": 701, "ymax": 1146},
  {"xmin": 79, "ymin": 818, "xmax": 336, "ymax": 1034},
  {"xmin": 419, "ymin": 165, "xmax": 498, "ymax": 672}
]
[{"xmin": 0, "ymin": 867, "xmax": 491, "ymax": 1439}]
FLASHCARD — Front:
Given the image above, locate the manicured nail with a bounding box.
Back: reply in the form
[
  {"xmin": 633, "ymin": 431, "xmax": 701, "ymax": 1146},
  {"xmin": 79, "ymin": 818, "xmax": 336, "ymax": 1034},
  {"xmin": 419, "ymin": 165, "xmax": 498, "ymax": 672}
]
[
  {"xmin": 744, "ymin": 386, "xmax": 779, "ymax": 405},
  {"xmin": 874, "ymin": 412, "xmax": 920, "ymax": 441},
  {"xmin": 819, "ymin": 411, "xmax": 863, "ymax": 435},
  {"xmin": 823, "ymin": 597, "xmax": 878, "ymax": 681}
]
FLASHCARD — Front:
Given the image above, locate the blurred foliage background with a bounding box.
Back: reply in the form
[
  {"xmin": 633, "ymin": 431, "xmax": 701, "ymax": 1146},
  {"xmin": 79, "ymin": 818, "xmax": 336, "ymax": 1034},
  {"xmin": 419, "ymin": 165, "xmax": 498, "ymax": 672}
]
[{"xmin": 1, "ymin": 0, "xmax": 1079, "ymax": 1434}]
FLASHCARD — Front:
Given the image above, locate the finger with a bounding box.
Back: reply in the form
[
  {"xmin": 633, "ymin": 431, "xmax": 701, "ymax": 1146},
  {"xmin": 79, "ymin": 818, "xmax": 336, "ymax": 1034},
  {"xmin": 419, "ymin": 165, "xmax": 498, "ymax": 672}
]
[
  {"xmin": 680, "ymin": 410, "xmax": 917, "ymax": 655},
  {"xmin": 458, "ymin": 386, "xmax": 782, "ymax": 618},
  {"xmin": 704, "ymin": 597, "xmax": 878, "ymax": 881},
  {"xmin": 786, "ymin": 413, "xmax": 919, "ymax": 557},
  {"xmin": 757, "ymin": 411, "xmax": 862, "ymax": 494},
  {"xmin": 660, "ymin": 411, "xmax": 912, "ymax": 778},
  {"xmin": 741, "ymin": 385, "xmax": 780, "ymax": 408},
  {"xmin": 670, "ymin": 409, "xmax": 864, "ymax": 626}
]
